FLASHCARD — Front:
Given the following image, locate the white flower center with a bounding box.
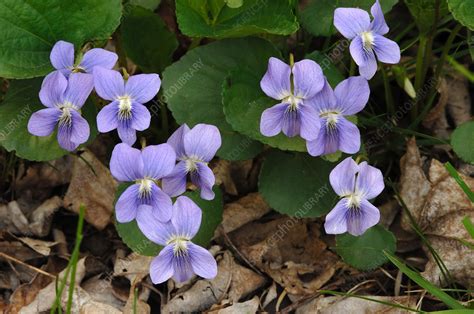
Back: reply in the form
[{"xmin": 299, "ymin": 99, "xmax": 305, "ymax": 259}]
[
  {"xmin": 284, "ymin": 94, "xmax": 303, "ymax": 111},
  {"xmin": 361, "ymin": 31, "xmax": 374, "ymax": 50},
  {"xmin": 183, "ymin": 155, "xmax": 203, "ymax": 173},
  {"xmin": 319, "ymin": 110, "xmax": 341, "ymax": 130},
  {"xmin": 167, "ymin": 236, "xmax": 190, "ymax": 257},
  {"xmin": 346, "ymin": 193, "xmax": 362, "ymax": 209},
  {"xmin": 57, "ymin": 102, "xmax": 78, "ymax": 126},
  {"xmin": 137, "ymin": 178, "xmax": 153, "ymax": 198},
  {"xmin": 70, "ymin": 65, "xmax": 86, "ymax": 73},
  {"xmin": 117, "ymin": 95, "xmax": 133, "ymax": 120}
]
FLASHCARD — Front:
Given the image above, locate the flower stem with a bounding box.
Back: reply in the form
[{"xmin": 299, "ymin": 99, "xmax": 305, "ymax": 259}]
[
  {"xmin": 412, "ymin": 35, "xmax": 427, "ymax": 120},
  {"xmin": 349, "ymin": 59, "xmax": 356, "ymax": 77},
  {"xmin": 381, "ymin": 67, "xmax": 395, "ymax": 117},
  {"xmin": 409, "ymin": 23, "xmax": 463, "ymax": 129}
]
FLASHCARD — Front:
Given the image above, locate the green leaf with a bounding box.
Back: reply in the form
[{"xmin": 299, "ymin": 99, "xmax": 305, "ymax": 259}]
[
  {"xmin": 222, "ymin": 68, "xmax": 306, "ymax": 152},
  {"xmin": 298, "ymin": 0, "xmax": 398, "ymax": 37},
  {"xmin": 129, "ymin": 0, "xmax": 161, "ymax": 11},
  {"xmin": 305, "ymin": 50, "xmax": 344, "ymax": 87},
  {"xmin": 184, "ymin": 187, "xmax": 224, "ymax": 247},
  {"xmin": 405, "ymin": 0, "xmax": 450, "ymax": 34},
  {"xmin": 218, "ymin": 131, "xmax": 264, "ymax": 161},
  {"xmin": 448, "ymin": 0, "xmax": 474, "ymax": 30},
  {"xmin": 0, "ymin": 0, "xmax": 122, "ymax": 78},
  {"xmin": 451, "ymin": 121, "xmax": 474, "ymax": 164},
  {"xmin": 162, "ymin": 37, "xmax": 281, "ymax": 160},
  {"xmin": 115, "ymin": 184, "xmax": 223, "ymax": 256},
  {"xmin": 336, "ymin": 225, "xmax": 396, "ymax": 271},
  {"xmin": 0, "ymin": 79, "xmax": 98, "ymax": 161},
  {"xmin": 176, "ymin": 0, "xmax": 298, "ymax": 38},
  {"xmin": 115, "ymin": 219, "xmax": 162, "ymax": 256},
  {"xmin": 121, "ymin": 6, "xmax": 178, "ymax": 73},
  {"xmin": 385, "ymin": 252, "xmax": 466, "ymax": 310},
  {"xmin": 258, "ymin": 150, "xmax": 338, "ymax": 217}
]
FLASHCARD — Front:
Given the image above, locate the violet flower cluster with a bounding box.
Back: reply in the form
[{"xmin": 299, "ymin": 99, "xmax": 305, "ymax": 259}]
[
  {"xmin": 28, "ymin": 41, "xmax": 117, "ymax": 150},
  {"xmin": 25, "ymin": 0, "xmax": 397, "ymax": 284},
  {"xmin": 27, "ymin": 40, "xmax": 220, "ymax": 284},
  {"xmin": 110, "ymin": 124, "xmax": 221, "ymax": 284},
  {"xmin": 259, "ymin": 0, "xmax": 395, "ymax": 236},
  {"xmin": 260, "ymin": 58, "xmax": 370, "ymax": 157}
]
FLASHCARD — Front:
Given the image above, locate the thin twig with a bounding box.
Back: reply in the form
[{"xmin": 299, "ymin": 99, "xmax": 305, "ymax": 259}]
[
  {"xmin": 219, "ymin": 226, "xmax": 263, "ymax": 275},
  {"xmin": 0, "ymin": 251, "xmax": 56, "ymax": 279}
]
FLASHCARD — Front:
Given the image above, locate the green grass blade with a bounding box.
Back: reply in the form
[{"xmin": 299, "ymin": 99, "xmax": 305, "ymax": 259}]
[
  {"xmin": 133, "ymin": 287, "xmax": 138, "ymax": 314},
  {"xmin": 66, "ymin": 205, "xmax": 85, "ymax": 313},
  {"xmin": 461, "ymin": 216, "xmax": 474, "ymax": 240},
  {"xmin": 444, "ymin": 162, "xmax": 474, "ymax": 202},
  {"xmin": 384, "ymin": 252, "xmax": 465, "ymax": 310},
  {"xmin": 50, "ymin": 205, "xmax": 86, "ymax": 314},
  {"xmin": 430, "ymin": 310, "xmax": 474, "ymax": 314}
]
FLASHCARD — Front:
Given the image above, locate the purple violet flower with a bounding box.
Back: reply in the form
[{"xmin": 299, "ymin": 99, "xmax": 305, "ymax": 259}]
[
  {"xmin": 50, "ymin": 40, "xmax": 117, "ymax": 77},
  {"xmin": 259, "ymin": 57, "xmax": 324, "ymax": 140},
  {"xmin": 325, "ymin": 157, "xmax": 384, "ymax": 236},
  {"xmin": 110, "ymin": 143, "xmax": 176, "ymax": 224},
  {"xmin": 334, "ymin": 0, "xmax": 401, "ymax": 79},
  {"xmin": 306, "ymin": 76, "xmax": 369, "ymax": 156},
  {"xmin": 137, "ymin": 196, "xmax": 218, "ymax": 284},
  {"xmin": 27, "ymin": 71, "xmax": 94, "ymax": 151},
  {"xmin": 94, "ymin": 68, "xmax": 161, "ymax": 145},
  {"xmin": 162, "ymin": 124, "xmax": 221, "ymax": 201}
]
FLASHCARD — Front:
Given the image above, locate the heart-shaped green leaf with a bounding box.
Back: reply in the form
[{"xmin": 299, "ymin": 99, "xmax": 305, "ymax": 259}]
[
  {"xmin": 162, "ymin": 37, "xmax": 281, "ymax": 160},
  {"xmin": 176, "ymin": 0, "xmax": 298, "ymax": 38},
  {"xmin": 0, "ymin": 0, "xmax": 122, "ymax": 78},
  {"xmin": 121, "ymin": 5, "xmax": 178, "ymax": 73},
  {"xmin": 336, "ymin": 225, "xmax": 397, "ymax": 270},
  {"xmin": 447, "ymin": 0, "xmax": 474, "ymax": 30},
  {"xmin": 259, "ymin": 150, "xmax": 338, "ymax": 217}
]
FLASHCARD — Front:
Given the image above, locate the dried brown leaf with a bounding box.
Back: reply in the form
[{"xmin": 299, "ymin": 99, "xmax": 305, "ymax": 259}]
[
  {"xmin": 231, "ymin": 218, "xmax": 340, "ymax": 295},
  {"xmin": 213, "ymin": 159, "xmax": 239, "ymax": 195},
  {"xmin": 209, "ymin": 296, "xmax": 260, "ymax": 314},
  {"xmin": 163, "ymin": 250, "xmax": 264, "ymax": 312},
  {"xmin": 423, "ymin": 71, "xmax": 471, "ymax": 138},
  {"xmin": 1, "ymin": 197, "xmax": 61, "ymax": 237},
  {"xmin": 19, "ymin": 258, "xmax": 123, "ymax": 313},
  {"xmin": 17, "ymin": 237, "xmax": 56, "ymax": 256},
  {"xmin": 113, "ymin": 253, "xmax": 153, "ymax": 285},
  {"xmin": 399, "ymin": 139, "xmax": 474, "ymax": 286},
  {"xmin": 15, "ymin": 156, "xmax": 73, "ymax": 192},
  {"xmin": 219, "ymin": 193, "xmax": 271, "ymax": 235},
  {"xmin": 399, "ymin": 138, "xmax": 431, "ymax": 231},
  {"xmin": 28, "ymin": 196, "xmax": 62, "ymax": 237},
  {"xmin": 163, "ymin": 251, "xmax": 232, "ymax": 312},
  {"xmin": 63, "ymin": 150, "xmax": 117, "ymax": 230},
  {"xmin": 7, "ymin": 258, "xmax": 61, "ymax": 313},
  {"xmin": 296, "ymin": 295, "xmax": 417, "ymax": 314}
]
